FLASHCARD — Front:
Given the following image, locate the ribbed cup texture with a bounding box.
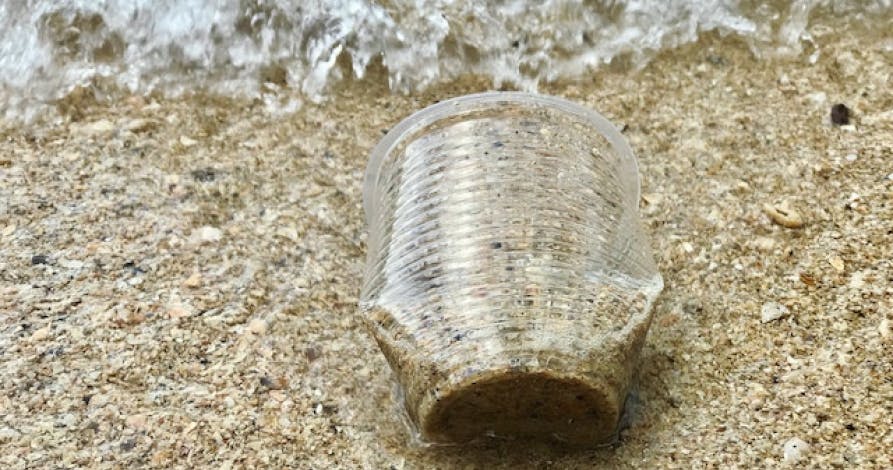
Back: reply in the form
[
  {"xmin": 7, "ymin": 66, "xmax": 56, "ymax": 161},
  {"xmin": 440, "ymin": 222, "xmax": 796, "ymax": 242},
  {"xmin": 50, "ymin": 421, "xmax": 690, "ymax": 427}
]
[{"xmin": 360, "ymin": 92, "xmax": 663, "ymax": 446}]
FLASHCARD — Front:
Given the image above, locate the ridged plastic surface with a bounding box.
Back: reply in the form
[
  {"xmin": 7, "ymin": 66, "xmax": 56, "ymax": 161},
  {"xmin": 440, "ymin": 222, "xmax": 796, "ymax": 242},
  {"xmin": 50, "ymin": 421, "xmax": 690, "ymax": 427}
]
[{"xmin": 360, "ymin": 92, "xmax": 663, "ymax": 446}]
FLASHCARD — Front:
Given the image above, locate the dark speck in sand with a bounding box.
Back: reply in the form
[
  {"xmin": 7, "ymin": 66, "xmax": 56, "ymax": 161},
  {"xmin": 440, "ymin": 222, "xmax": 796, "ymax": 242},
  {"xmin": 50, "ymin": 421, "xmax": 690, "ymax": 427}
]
[
  {"xmin": 191, "ymin": 167, "xmax": 216, "ymax": 182},
  {"xmin": 706, "ymin": 54, "xmax": 726, "ymax": 66},
  {"xmin": 491, "ymin": 241, "xmax": 503, "ymax": 249},
  {"xmin": 305, "ymin": 346, "xmax": 321, "ymax": 362},
  {"xmin": 31, "ymin": 254, "xmax": 49, "ymax": 265},
  {"xmin": 120, "ymin": 439, "xmax": 136, "ymax": 451},
  {"xmin": 123, "ymin": 260, "xmax": 146, "ymax": 275},
  {"xmin": 42, "ymin": 346, "xmax": 64, "ymax": 359},
  {"xmin": 830, "ymin": 103, "xmax": 851, "ymax": 125}
]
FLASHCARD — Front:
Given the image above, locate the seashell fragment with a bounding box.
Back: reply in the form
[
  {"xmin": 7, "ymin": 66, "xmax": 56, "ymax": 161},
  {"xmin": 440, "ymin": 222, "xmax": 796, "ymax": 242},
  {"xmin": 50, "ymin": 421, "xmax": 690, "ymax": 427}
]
[{"xmin": 763, "ymin": 202, "xmax": 805, "ymax": 228}]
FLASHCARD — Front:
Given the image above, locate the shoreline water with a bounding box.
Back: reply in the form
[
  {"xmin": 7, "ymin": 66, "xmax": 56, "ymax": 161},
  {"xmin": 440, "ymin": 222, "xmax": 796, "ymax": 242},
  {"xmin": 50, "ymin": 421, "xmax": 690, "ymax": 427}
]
[
  {"xmin": 1, "ymin": 28, "xmax": 891, "ymax": 468},
  {"xmin": 2, "ymin": 1, "xmax": 893, "ymax": 123}
]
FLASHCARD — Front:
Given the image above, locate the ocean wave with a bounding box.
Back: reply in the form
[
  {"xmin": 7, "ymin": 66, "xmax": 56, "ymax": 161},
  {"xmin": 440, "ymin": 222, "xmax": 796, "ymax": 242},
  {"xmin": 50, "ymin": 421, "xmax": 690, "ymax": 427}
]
[{"xmin": 0, "ymin": 0, "xmax": 890, "ymax": 121}]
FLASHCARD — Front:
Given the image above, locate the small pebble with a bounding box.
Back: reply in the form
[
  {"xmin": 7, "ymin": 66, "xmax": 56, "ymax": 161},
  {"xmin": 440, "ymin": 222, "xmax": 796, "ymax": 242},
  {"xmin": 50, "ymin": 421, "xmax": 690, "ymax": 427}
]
[
  {"xmin": 123, "ymin": 260, "xmax": 146, "ymax": 275},
  {"xmin": 763, "ymin": 203, "xmax": 805, "ymax": 229},
  {"xmin": 191, "ymin": 167, "xmax": 216, "ymax": 182},
  {"xmin": 247, "ymin": 318, "xmax": 268, "ymax": 335},
  {"xmin": 808, "ymin": 50, "xmax": 820, "ymax": 64},
  {"xmin": 59, "ymin": 259, "xmax": 85, "ymax": 269},
  {"xmin": 879, "ymin": 318, "xmax": 890, "ymax": 339},
  {"xmin": 150, "ymin": 450, "xmax": 175, "ymax": 466},
  {"xmin": 126, "ymin": 414, "xmax": 148, "ymax": 430},
  {"xmin": 828, "ymin": 256, "xmax": 845, "ymax": 272},
  {"xmin": 799, "ymin": 272, "xmax": 817, "ymax": 286},
  {"xmin": 30, "ymin": 254, "xmax": 49, "ymax": 265},
  {"xmin": 124, "ymin": 118, "xmax": 158, "ymax": 133},
  {"xmin": 753, "ymin": 237, "xmax": 776, "ymax": 252},
  {"xmin": 761, "ymin": 302, "xmax": 790, "ymax": 323},
  {"xmin": 835, "ymin": 51, "xmax": 859, "ymax": 78},
  {"xmin": 641, "ymin": 193, "xmax": 663, "ymax": 215},
  {"xmin": 807, "ymin": 92, "xmax": 827, "ymax": 106},
  {"xmin": 30, "ymin": 326, "xmax": 51, "ymax": 341},
  {"xmin": 830, "ymin": 103, "xmax": 851, "ymax": 125},
  {"xmin": 848, "ymin": 271, "xmax": 866, "ymax": 289},
  {"xmin": 182, "ymin": 272, "xmax": 202, "ymax": 288},
  {"xmin": 120, "ymin": 439, "xmax": 137, "ymax": 451},
  {"xmin": 190, "ymin": 226, "xmax": 223, "ymax": 245},
  {"xmin": 124, "ymin": 95, "xmax": 146, "ymax": 108},
  {"xmin": 0, "ymin": 427, "xmax": 21, "ymax": 440},
  {"xmin": 59, "ymin": 413, "xmax": 78, "ymax": 427},
  {"xmin": 166, "ymin": 305, "xmax": 191, "ymax": 319},
  {"xmin": 179, "ymin": 135, "xmax": 198, "ymax": 147},
  {"xmin": 783, "ymin": 437, "xmax": 809, "ymax": 463},
  {"xmin": 304, "ymin": 346, "xmax": 321, "ymax": 362},
  {"xmin": 75, "ymin": 119, "xmax": 115, "ymax": 136}
]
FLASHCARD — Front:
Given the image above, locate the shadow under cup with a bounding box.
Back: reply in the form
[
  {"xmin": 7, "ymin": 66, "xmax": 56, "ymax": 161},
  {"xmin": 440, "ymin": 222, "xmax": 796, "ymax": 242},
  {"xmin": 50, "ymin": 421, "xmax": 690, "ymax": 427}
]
[{"xmin": 360, "ymin": 92, "xmax": 663, "ymax": 446}]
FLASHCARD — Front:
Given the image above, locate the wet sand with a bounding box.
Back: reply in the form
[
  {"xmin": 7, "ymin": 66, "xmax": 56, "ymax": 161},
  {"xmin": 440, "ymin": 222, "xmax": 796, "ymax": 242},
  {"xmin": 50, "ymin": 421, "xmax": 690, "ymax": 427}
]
[{"xmin": 1, "ymin": 29, "xmax": 891, "ymax": 468}]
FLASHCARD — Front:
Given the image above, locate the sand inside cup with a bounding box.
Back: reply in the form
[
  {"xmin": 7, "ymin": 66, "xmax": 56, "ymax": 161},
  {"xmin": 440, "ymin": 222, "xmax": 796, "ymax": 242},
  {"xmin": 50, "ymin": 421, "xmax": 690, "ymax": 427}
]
[
  {"xmin": 424, "ymin": 370, "xmax": 618, "ymax": 444},
  {"xmin": 361, "ymin": 94, "xmax": 663, "ymax": 446},
  {"xmin": 367, "ymin": 286, "xmax": 655, "ymax": 445}
]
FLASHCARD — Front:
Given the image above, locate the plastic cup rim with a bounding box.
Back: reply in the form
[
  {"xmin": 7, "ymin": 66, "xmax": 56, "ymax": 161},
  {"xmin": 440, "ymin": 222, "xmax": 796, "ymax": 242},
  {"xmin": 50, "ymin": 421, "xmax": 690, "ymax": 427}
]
[{"xmin": 363, "ymin": 91, "xmax": 641, "ymax": 225}]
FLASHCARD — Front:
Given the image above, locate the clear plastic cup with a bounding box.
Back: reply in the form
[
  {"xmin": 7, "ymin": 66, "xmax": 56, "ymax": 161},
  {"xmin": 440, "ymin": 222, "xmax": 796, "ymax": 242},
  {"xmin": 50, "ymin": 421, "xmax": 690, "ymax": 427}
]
[{"xmin": 360, "ymin": 92, "xmax": 663, "ymax": 446}]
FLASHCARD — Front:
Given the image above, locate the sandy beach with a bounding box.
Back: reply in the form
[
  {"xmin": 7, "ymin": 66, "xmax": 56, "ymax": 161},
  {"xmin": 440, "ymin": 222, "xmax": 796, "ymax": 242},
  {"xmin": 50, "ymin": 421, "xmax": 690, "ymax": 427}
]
[{"xmin": 1, "ymin": 26, "xmax": 891, "ymax": 468}]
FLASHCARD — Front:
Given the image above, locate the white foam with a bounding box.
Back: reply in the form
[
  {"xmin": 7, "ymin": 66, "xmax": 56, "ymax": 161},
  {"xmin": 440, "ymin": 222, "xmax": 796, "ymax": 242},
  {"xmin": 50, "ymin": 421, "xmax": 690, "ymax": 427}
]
[{"xmin": 0, "ymin": 0, "xmax": 889, "ymax": 121}]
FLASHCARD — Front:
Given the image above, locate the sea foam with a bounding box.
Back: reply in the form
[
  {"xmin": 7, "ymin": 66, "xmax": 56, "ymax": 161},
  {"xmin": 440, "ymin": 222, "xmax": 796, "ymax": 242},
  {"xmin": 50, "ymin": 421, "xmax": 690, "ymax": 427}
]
[{"xmin": 0, "ymin": 0, "xmax": 889, "ymax": 121}]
